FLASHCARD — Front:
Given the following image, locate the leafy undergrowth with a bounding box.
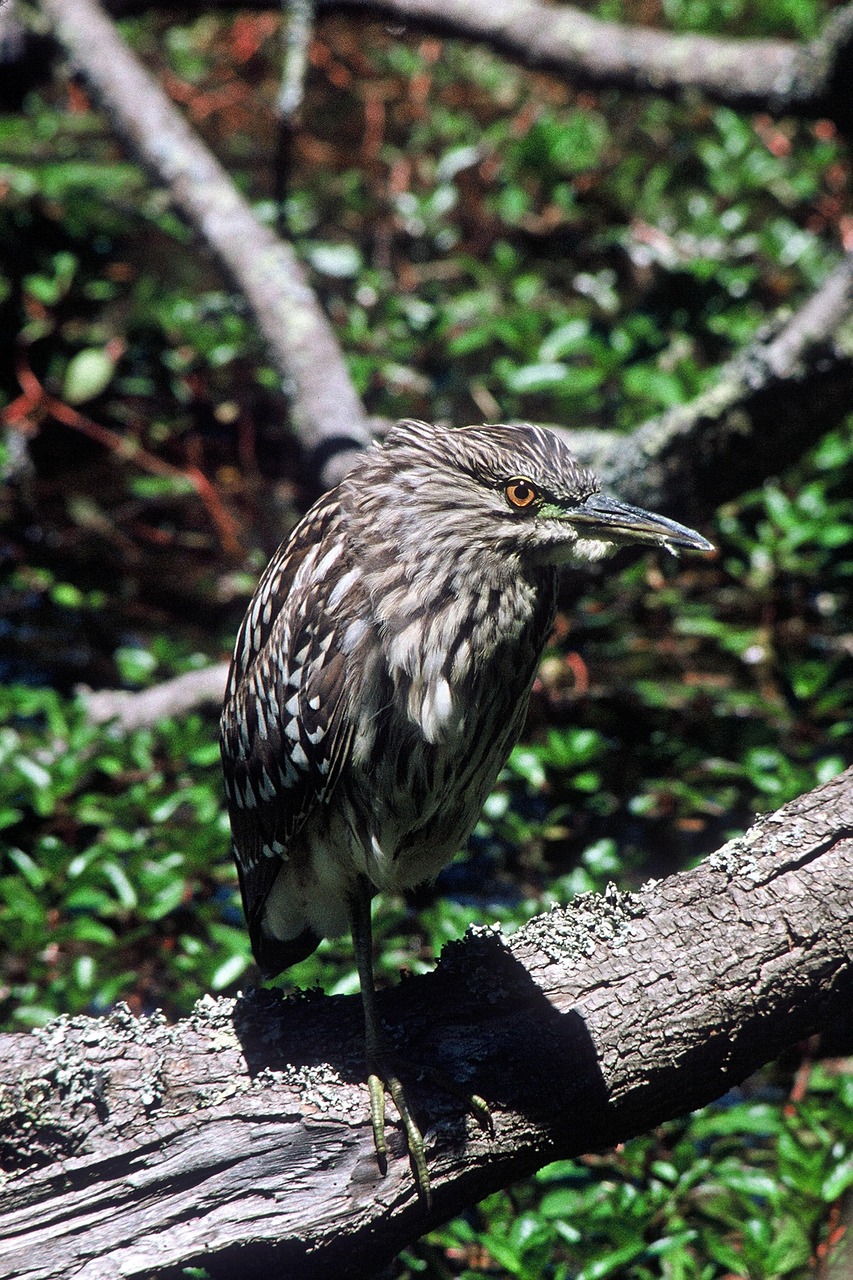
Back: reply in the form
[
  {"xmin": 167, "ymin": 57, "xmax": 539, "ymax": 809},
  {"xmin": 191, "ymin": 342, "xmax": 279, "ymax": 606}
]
[
  {"xmin": 403, "ymin": 1067, "xmax": 853, "ymax": 1280},
  {"xmin": 1, "ymin": 418, "xmax": 850, "ymax": 1025}
]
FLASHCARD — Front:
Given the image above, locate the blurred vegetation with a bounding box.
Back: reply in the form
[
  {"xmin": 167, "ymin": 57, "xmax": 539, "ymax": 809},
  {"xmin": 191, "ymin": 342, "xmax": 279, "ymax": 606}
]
[{"xmin": 1, "ymin": 0, "xmax": 852, "ymax": 1275}]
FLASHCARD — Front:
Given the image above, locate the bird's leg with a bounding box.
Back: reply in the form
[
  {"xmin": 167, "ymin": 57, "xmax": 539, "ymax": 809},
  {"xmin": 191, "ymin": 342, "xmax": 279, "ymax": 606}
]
[{"xmin": 350, "ymin": 875, "xmax": 432, "ymax": 1207}]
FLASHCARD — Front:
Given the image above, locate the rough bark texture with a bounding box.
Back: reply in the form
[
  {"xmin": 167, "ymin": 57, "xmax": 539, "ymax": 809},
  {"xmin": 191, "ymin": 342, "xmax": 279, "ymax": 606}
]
[
  {"xmin": 1, "ymin": 768, "xmax": 851, "ymax": 1280},
  {"xmin": 41, "ymin": 0, "xmax": 371, "ymax": 489}
]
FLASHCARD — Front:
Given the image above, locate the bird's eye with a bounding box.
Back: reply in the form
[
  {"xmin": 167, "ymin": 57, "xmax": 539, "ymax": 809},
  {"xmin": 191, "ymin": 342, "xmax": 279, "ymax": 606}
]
[{"xmin": 505, "ymin": 478, "xmax": 538, "ymax": 509}]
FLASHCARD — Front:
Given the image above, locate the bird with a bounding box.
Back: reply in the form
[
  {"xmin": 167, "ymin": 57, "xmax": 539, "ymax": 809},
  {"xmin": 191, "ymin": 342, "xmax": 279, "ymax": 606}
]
[{"xmin": 219, "ymin": 419, "xmax": 713, "ymax": 1204}]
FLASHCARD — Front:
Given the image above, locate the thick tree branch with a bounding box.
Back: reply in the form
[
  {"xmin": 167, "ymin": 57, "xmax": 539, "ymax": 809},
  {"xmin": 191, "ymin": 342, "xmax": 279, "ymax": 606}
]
[
  {"xmin": 1, "ymin": 768, "xmax": 851, "ymax": 1279},
  {"xmin": 40, "ymin": 0, "xmax": 371, "ymax": 489}
]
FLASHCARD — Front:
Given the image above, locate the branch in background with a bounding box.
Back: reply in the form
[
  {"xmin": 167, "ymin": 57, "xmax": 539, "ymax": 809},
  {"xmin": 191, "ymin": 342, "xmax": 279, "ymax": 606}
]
[
  {"xmin": 275, "ymin": 0, "xmax": 315, "ymax": 232},
  {"xmin": 72, "ymin": 0, "xmax": 853, "ymax": 129},
  {"xmin": 0, "ymin": 769, "xmax": 851, "ymax": 1278},
  {"xmin": 317, "ymin": 0, "xmax": 853, "ymax": 130},
  {"xmin": 277, "ymin": 0, "xmax": 314, "ymax": 121},
  {"xmin": 560, "ymin": 248, "xmax": 853, "ymax": 519},
  {"xmin": 41, "ymin": 0, "xmax": 371, "ymax": 491},
  {"xmin": 80, "ymin": 662, "xmax": 229, "ymax": 730}
]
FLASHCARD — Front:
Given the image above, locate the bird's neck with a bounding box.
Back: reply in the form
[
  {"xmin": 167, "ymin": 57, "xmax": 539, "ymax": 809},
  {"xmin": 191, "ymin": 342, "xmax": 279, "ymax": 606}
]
[{"xmin": 370, "ymin": 531, "xmax": 548, "ymax": 644}]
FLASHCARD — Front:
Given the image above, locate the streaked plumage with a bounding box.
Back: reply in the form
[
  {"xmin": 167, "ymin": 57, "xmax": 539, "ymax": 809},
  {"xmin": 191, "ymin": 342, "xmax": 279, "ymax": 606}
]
[{"xmin": 220, "ymin": 419, "xmax": 712, "ymax": 1200}]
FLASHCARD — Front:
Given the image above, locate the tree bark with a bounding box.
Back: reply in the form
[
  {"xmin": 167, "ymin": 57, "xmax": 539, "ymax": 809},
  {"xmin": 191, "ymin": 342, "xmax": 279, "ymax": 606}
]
[{"xmin": 1, "ymin": 767, "xmax": 851, "ymax": 1280}]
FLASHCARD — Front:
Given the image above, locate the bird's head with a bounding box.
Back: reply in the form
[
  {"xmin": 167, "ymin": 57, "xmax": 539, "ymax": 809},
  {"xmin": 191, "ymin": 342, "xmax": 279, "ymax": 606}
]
[{"xmin": 357, "ymin": 420, "xmax": 713, "ymax": 569}]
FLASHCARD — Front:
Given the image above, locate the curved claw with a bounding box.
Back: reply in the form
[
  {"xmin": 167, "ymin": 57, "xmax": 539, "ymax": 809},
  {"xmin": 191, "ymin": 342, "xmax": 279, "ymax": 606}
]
[
  {"xmin": 469, "ymin": 1092, "xmax": 494, "ymax": 1135},
  {"xmin": 367, "ymin": 1071, "xmax": 388, "ymax": 1176}
]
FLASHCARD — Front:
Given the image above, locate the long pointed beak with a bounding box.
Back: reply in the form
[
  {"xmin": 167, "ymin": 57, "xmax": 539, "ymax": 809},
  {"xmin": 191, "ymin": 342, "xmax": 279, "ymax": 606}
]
[{"xmin": 567, "ymin": 493, "xmax": 714, "ymax": 555}]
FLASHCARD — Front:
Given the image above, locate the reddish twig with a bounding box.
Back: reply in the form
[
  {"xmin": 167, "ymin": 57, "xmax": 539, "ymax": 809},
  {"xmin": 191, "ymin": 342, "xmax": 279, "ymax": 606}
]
[{"xmin": 1, "ymin": 348, "xmax": 243, "ymax": 557}]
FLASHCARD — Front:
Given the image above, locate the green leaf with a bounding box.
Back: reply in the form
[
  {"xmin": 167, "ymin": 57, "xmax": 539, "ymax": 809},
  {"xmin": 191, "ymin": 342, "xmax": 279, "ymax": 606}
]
[
  {"xmin": 822, "ymin": 1156, "xmax": 853, "ymax": 1202},
  {"xmin": 210, "ymin": 953, "xmax": 249, "ymax": 990},
  {"xmin": 577, "ymin": 1240, "xmax": 647, "ymax": 1280},
  {"xmin": 539, "ymin": 319, "xmax": 590, "ymax": 361},
  {"xmin": 503, "ymin": 361, "xmax": 571, "ymax": 393},
  {"xmin": 62, "ymin": 348, "xmax": 117, "ymax": 405},
  {"xmin": 5, "ymin": 847, "xmax": 48, "ymax": 890},
  {"xmin": 306, "ymin": 242, "xmax": 363, "ymax": 278}
]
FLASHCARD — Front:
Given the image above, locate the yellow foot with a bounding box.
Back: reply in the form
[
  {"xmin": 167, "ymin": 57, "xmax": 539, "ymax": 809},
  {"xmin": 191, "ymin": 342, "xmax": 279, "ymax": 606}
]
[
  {"xmin": 368, "ymin": 1061, "xmax": 431, "ymax": 1208},
  {"xmin": 366, "ymin": 1058, "xmax": 494, "ymax": 1209}
]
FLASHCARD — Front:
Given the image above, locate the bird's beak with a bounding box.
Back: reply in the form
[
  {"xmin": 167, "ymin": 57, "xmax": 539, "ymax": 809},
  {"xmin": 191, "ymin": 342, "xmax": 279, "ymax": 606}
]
[{"xmin": 566, "ymin": 493, "xmax": 714, "ymax": 555}]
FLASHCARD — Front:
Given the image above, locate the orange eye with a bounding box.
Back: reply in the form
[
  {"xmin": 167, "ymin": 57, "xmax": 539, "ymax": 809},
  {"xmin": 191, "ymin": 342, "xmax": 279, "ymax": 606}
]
[{"xmin": 505, "ymin": 478, "xmax": 538, "ymax": 509}]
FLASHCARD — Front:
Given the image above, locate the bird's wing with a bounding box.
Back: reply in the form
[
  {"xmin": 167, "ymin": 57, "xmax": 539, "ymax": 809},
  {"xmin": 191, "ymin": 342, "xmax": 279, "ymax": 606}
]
[{"xmin": 219, "ymin": 492, "xmax": 356, "ymax": 935}]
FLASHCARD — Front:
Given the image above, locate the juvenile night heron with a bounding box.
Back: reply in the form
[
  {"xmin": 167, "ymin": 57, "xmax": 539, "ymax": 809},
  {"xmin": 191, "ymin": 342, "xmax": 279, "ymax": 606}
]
[{"xmin": 220, "ymin": 419, "xmax": 712, "ymax": 1202}]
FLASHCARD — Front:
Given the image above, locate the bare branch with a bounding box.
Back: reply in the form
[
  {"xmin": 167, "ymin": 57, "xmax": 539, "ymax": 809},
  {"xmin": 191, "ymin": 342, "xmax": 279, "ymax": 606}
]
[
  {"xmin": 1, "ymin": 768, "xmax": 851, "ymax": 1279},
  {"xmin": 41, "ymin": 0, "xmax": 371, "ymax": 489},
  {"xmin": 278, "ymin": 0, "xmax": 314, "ymax": 123},
  {"xmin": 274, "ymin": 0, "xmax": 316, "ymax": 233},
  {"xmin": 316, "ymin": 0, "xmax": 853, "ymax": 127},
  {"xmin": 560, "ymin": 249, "xmax": 853, "ymax": 520},
  {"xmin": 74, "ymin": 0, "xmax": 853, "ymax": 128},
  {"xmin": 79, "ymin": 663, "xmax": 229, "ymax": 730}
]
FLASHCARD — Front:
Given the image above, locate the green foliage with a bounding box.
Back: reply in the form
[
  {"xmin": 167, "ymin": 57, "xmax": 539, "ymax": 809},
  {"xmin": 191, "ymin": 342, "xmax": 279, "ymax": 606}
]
[
  {"xmin": 661, "ymin": 0, "xmax": 824, "ymax": 37},
  {"xmin": 404, "ymin": 1067, "xmax": 853, "ymax": 1278},
  {"xmin": 0, "ymin": 685, "xmax": 246, "ymax": 1027}
]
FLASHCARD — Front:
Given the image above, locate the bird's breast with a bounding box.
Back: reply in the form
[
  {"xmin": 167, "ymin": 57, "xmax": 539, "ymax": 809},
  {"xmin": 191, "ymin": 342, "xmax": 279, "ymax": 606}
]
[{"xmin": 342, "ymin": 567, "xmax": 558, "ymax": 891}]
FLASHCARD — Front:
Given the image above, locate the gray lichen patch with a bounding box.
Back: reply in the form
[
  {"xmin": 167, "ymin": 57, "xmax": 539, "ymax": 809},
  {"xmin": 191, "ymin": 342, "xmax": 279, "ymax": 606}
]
[
  {"xmin": 251, "ymin": 1062, "xmax": 360, "ymax": 1121},
  {"xmin": 29, "ymin": 1017, "xmax": 113, "ymax": 1116},
  {"xmin": 522, "ymin": 882, "xmax": 645, "ymax": 965},
  {"xmin": 188, "ymin": 994, "xmax": 243, "ymax": 1053},
  {"xmin": 19, "ymin": 1005, "xmax": 185, "ymax": 1129},
  {"xmin": 107, "ymin": 1001, "xmax": 170, "ymax": 1042},
  {"xmin": 194, "ymin": 1074, "xmax": 252, "ymax": 1109},
  {"xmin": 0, "ymin": 1038, "xmax": 109, "ymax": 1176},
  {"xmin": 0, "ymin": 1072, "xmax": 88, "ymax": 1175},
  {"xmin": 707, "ymin": 821, "xmax": 767, "ymax": 882}
]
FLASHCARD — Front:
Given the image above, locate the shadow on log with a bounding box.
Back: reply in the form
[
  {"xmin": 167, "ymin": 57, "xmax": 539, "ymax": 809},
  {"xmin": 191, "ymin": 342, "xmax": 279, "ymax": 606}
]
[{"xmin": 0, "ymin": 767, "xmax": 851, "ymax": 1279}]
